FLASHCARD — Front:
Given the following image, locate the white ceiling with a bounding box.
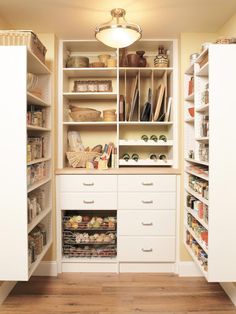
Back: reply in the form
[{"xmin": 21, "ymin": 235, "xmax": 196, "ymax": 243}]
[{"xmin": 0, "ymin": 0, "xmax": 236, "ymax": 39}]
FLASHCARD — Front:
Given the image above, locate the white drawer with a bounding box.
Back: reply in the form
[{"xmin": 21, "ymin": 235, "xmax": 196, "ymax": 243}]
[
  {"xmin": 118, "ymin": 175, "xmax": 176, "ymax": 192},
  {"xmin": 60, "ymin": 192, "xmax": 117, "ymax": 209},
  {"xmin": 118, "ymin": 210, "xmax": 175, "ymax": 236},
  {"xmin": 59, "ymin": 175, "xmax": 117, "ymax": 192},
  {"xmin": 118, "ymin": 192, "xmax": 175, "ymax": 209},
  {"xmin": 118, "ymin": 236, "xmax": 175, "ymax": 262}
]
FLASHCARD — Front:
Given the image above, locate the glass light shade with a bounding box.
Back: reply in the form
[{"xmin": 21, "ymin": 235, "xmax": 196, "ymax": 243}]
[{"xmin": 95, "ymin": 8, "xmax": 142, "ymax": 48}]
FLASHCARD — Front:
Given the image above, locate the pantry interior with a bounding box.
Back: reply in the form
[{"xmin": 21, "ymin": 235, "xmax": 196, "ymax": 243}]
[{"xmin": 1, "ymin": 0, "xmax": 236, "ymax": 308}]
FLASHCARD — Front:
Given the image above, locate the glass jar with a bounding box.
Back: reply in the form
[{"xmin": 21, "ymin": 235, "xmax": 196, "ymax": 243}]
[{"xmin": 201, "ymin": 83, "xmax": 209, "ymax": 105}]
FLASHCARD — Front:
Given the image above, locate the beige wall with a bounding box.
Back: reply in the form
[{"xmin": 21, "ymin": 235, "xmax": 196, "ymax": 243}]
[{"xmin": 218, "ymin": 12, "xmax": 236, "ymax": 36}]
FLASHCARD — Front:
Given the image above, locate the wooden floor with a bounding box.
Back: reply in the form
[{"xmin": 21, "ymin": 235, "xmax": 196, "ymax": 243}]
[{"xmin": 1, "ymin": 273, "xmax": 236, "ymax": 314}]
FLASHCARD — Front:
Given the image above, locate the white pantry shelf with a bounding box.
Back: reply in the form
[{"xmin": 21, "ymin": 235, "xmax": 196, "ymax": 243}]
[
  {"xmin": 27, "ymin": 50, "xmax": 51, "ymax": 75},
  {"xmin": 185, "ymin": 225, "xmax": 208, "ymax": 254},
  {"xmin": 196, "ymin": 137, "xmax": 209, "ymax": 141},
  {"xmin": 185, "ymin": 169, "xmax": 209, "ymax": 181},
  {"xmin": 185, "ymin": 92, "xmax": 194, "ymax": 101},
  {"xmin": 185, "ymin": 187, "xmax": 209, "ymax": 206},
  {"xmin": 63, "ymin": 121, "xmax": 117, "ymax": 126},
  {"xmin": 185, "ymin": 158, "xmax": 209, "ymax": 166},
  {"xmin": 27, "ymin": 157, "xmax": 51, "ymax": 166},
  {"xmin": 184, "ymin": 243, "xmax": 208, "ymax": 279},
  {"xmin": 185, "ymin": 207, "xmax": 208, "ymax": 230},
  {"xmin": 184, "ymin": 117, "xmax": 194, "ymax": 123},
  {"xmin": 195, "ymin": 104, "xmax": 209, "ymax": 113},
  {"xmin": 63, "ymin": 92, "xmax": 117, "ymax": 100},
  {"xmin": 28, "ymin": 240, "xmax": 52, "ymax": 278},
  {"xmin": 119, "ymin": 140, "xmax": 173, "ymax": 146},
  {"xmin": 28, "ymin": 207, "xmax": 52, "ymax": 233},
  {"xmin": 196, "ymin": 62, "xmax": 209, "ymax": 77},
  {"xmin": 118, "ymin": 121, "xmax": 173, "ymax": 125},
  {"xmin": 27, "ymin": 177, "xmax": 51, "ymax": 193},
  {"xmin": 119, "ymin": 159, "xmax": 173, "ymax": 166},
  {"xmin": 27, "ymin": 125, "xmax": 51, "ymax": 131},
  {"xmin": 63, "ymin": 67, "xmax": 117, "ymax": 78},
  {"xmin": 185, "ymin": 63, "xmax": 194, "ymax": 75},
  {"xmin": 27, "ymin": 92, "xmax": 51, "ymax": 107}
]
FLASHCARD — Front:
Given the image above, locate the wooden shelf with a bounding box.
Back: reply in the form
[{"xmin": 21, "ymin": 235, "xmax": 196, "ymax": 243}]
[
  {"xmin": 119, "ymin": 159, "xmax": 173, "ymax": 166},
  {"xmin": 196, "ymin": 104, "xmax": 209, "ymax": 113},
  {"xmin": 185, "ymin": 187, "xmax": 209, "ymax": 206},
  {"xmin": 185, "ymin": 207, "xmax": 208, "ymax": 230},
  {"xmin": 185, "ymin": 158, "xmax": 209, "ymax": 166},
  {"xmin": 185, "ymin": 225, "xmax": 208, "ymax": 254},
  {"xmin": 63, "ymin": 67, "xmax": 117, "ymax": 78},
  {"xmin": 27, "ymin": 157, "xmax": 51, "ymax": 166},
  {"xmin": 27, "ymin": 125, "xmax": 51, "ymax": 131},
  {"xmin": 184, "ymin": 242, "xmax": 208, "ymax": 279},
  {"xmin": 28, "ymin": 240, "xmax": 52, "ymax": 278},
  {"xmin": 63, "ymin": 92, "xmax": 117, "ymax": 100},
  {"xmin": 185, "ymin": 169, "xmax": 209, "ymax": 181},
  {"xmin": 28, "ymin": 207, "xmax": 52, "ymax": 233},
  {"xmin": 27, "ymin": 50, "xmax": 51, "ymax": 75},
  {"xmin": 119, "ymin": 140, "xmax": 173, "ymax": 146},
  {"xmin": 28, "ymin": 177, "xmax": 51, "ymax": 193},
  {"xmin": 196, "ymin": 62, "xmax": 209, "ymax": 77},
  {"xmin": 185, "ymin": 92, "xmax": 194, "ymax": 101},
  {"xmin": 27, "ymin": 92, "xmax": 51, "ymax": 107}
]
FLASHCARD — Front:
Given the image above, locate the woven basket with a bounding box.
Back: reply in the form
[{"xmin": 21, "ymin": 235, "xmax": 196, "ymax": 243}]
[{"xmin": 66, "ymin": 151, "xmax": 101, "ymax": 168}]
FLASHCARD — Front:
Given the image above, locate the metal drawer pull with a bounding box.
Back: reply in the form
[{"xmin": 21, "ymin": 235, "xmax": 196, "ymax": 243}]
[
  {"xmin": 142, "ymin": 248, "xmax": 153, "ymax": 252},
  {"xmin": 142, "ymin": 200, "xmax": 153, "ymax": 204},
  {"xmin": 142, "ymin": 182, "xmax": 154, "ymax": 186},
  {"xmin": 83, "ymin": 200, "xmax": 95, "ymax": 204},
  {"xmin": 141, "ymin": 222, "xmax": 153, "ymax": 226},
  {"xmin": 83, "ymin": 182, "xmax": 94, "ymax": 186}
]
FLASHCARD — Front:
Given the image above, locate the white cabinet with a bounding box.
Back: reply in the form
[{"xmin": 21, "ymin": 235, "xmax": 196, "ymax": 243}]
[
  {"xmin": 0, "ymin": 46, "xmax": 53, "ymax": 281},
  {"xmin": 57, "ymin": 174, "xmax": 177, "ymax": 272},
  {"xmin": 184, "ymin": 45, "xmax": 236, "ymax": 282}
]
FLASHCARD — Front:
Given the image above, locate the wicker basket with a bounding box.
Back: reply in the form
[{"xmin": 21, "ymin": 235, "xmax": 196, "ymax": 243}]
[
  {"xmin": 66, "ymin": 151, "xmax": 101, "ymax": 168},
  {"xmin": 0, "ymin": 30, "xmax": 47, "ymax": 63}
]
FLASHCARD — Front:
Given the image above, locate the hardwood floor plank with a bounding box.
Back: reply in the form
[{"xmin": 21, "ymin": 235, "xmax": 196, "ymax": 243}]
[{"xmin": 0, "ymin": 273, "xmax": 236, "ymax": 314}]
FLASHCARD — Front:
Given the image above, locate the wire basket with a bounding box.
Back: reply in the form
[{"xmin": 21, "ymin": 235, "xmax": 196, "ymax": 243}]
[
  {"xmin": 63, "ymin": 244, "xmax": 117, "ymax": 258},
  {"xmin": 63, "ymin": 230, "xmax": 116, "ymax": 245},
  {"xmin": 66, "ymin": 151, "xmax": 101, "ymax": 168}
]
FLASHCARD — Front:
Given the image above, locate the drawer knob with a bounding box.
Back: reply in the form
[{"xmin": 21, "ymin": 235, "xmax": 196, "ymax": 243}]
[
  {"xmin": 142, "ymin": 182, "xmax": 154, "ymax": 186},
  {"xmin": 141, "ymin": 222, "xmax": 153, "ymax": 226},
  {"xmin": 142, "ymin": 200, "xmax": 153, "ymax": 204},
  {"xmin": 142, "ymin": 248, "xmax": 153, "ymax": 252},
  {"xmin": 83, "ymin": 182, "xmax": 94, "ymax": 186},
  {"xmin": 83, "ymin": 200, "xmax": 95, "ymax": 204}
]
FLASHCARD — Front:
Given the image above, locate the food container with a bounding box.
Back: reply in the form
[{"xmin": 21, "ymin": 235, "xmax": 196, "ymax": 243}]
[
  {"xmin": 69, "ymin": 107, "xmax": 101, "ymax": 122},
  {"xmin": 188, "ymin": 107, "xmax": 195, "ymax": 118},
  {"xmin": 107, "ymin": 58, "xmax": 117, "ymax": 67},
  {"xmin": 98, "ymin": 54, "xmax": 111, "ymax": 66},
  {"xmin": 66, "ymin": 56, "xmax": 89, "ymax": 68},
  {"xmin": 0, "ymin": 30, "xmax": 47, "ymax": 63},
  {"xmin": 190, "ymin": 53, "xmax": 199, "ymax": 64}
]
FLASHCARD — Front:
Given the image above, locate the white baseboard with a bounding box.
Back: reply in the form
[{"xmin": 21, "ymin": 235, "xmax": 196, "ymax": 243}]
[
  {"xmin": 178, "ymin": 261, "xmax": 203, "ymax": 277},
  {"xmin": 220, "ymin": 282, "xmax": 236, "ymax": 306},
  {"xmin": 0, "ymin": 281, "xmax": 17, "ymax": 305},
  {"xmin": 33, "ymin": 261, "xmax": 58, "ymax": 277},
  {"xmin": 119, "ymin": 262, "xmax": 176, "ymax": 273}
]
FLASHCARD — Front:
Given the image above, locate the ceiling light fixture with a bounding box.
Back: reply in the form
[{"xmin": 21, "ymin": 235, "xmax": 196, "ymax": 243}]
[{"xmin": 95, "ymin": 8, "xmax": 142, "ymax": 48}]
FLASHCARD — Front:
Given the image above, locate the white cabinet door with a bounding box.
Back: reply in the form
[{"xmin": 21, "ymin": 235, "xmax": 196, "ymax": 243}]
[
  {"xmin": 118, "ymin": 210, "xmax": 175, "ymax": 236},
  {"xmin": 118, "ymin": 236, "xmax": 175, "ymax": 262},
  {"xmin": 118, "ymin": 175, "xmax": 176, "ymax": 192},
  {"xmin": 118, "ymin": 192, "xmax": 176, "ymax": 209}
]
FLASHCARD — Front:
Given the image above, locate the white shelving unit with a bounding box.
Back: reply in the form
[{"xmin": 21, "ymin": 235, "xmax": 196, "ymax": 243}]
[
  {"xmin": 184, "ymin": 44, "xmax": 236, "ymax": 282},
  {"xmin": 0, "ymin": 46, "xmax": 53, "ymax": 281},
  {"xmin": 58, "ymin": 39, "xmax": 178, "ymax": 170}
]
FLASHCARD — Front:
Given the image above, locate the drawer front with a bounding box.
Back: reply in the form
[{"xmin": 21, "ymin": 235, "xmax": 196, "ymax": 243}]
[
  {"xmin": 118, "ymin": 175, "xmax": 176, "ymax": 192},
  {"xmin": 118, "ymin": 192, "xmax": 176, "ymax": 210},
  {"xmin": 118, "ymin": 210, "xmax": 175, "ymax": 236},
  {"xmin": 60, "ymin": 192, "xmax": 117, "ymax": 209},
  {"xmin": 118, "ymin": 237, "xmax": 175, "ymax": 262},
  {"xmin": 60, "ymin": 175, "xmax": 117, "ymax": 192}
]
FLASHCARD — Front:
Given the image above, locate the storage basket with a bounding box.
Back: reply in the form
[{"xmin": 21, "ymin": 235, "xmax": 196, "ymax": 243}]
[
  {"xmin": 73, "ymin": 80, "xmax": 112, "ymax": 93},
  {"xmin": 63, "ymin": 244, "xmax": 117, "ymax": 258},
  {"xmin": 69, "ymin": 107, "xmax": 101, "ymax": 122},
  {"xmin": 0, "ymin": 30, "xmax": 47, "ymax": 63},
  {"xmin": 66, "ymin": 151, "xmax": 101, "ymax": 168}
]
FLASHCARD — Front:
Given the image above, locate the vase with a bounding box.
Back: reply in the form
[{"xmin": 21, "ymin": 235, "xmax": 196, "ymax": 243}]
[{"xmin": 136, "ymin": 50, "xmax": 147, "ymax": 67}]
